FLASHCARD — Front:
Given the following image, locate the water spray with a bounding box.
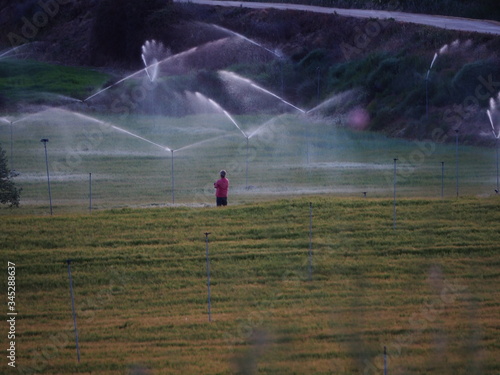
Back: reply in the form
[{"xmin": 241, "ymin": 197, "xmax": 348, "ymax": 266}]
[
  {"xmin": 141, "ymin": 55, "xmax": 154, "ymax": 82},
  {"xmin": 250, "ymin": 83, "xmax": 306, "ymax": 114},
  {"xmin": 219, "ymin": 71, "xmax": 306, "ymax": 114},
  {"xmin": 487, "ymin": 109, "xmax": 499, "ymax": 138},
  {"xmin": 206, "ymin": 98, "xmax": 247, "ymax": 138},
  {"xmin": 426, "ymin": 52, "xmax": 438, "ymax": 121},
  {"xmin": 61, "ymin": 109, "xmax": 172, "ymax": 151},
  {"xmin": 0, "ymin": 44, "xmax": 32, "ymax": 60},
  {"xmin": 83, "ymin": 69, "xmax": 148, "ymax": 102},
  {"xmin": 425, "ymin": 42, "xmax": 456, "ymax": 120},
  {"xmin": 211, "ymin": 24, "xmax": 281, "ymax": 59}
]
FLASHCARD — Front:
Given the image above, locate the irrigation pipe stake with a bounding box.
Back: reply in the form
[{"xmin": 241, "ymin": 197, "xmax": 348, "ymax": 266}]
[
  {"xmin": 441, "ymin": 162, "xmax": 444, "ymax": 199},
  {"xmin": 66, "ymin": 259, "xmax": 81, "ymax": 362},
  {"xmin": 393, "ymin": 158, "xmax": 398, "ymax": 230},
  {"xmin": 384, "ymin": 346, "xmax": 388, "ymax": 375},
  {"xmin": 41, "ymin": 138, "xmax": 52, "ymax": 215},
  {"xmin": 496, "ymin": 138, "xmax": 499, "ymax": 193},
  {"xmin": 171, "ymin": 150, "xmax": 175, "ymax": 204},
  {"xmin": 308, "ymin": 202, "xmax": 313, "ymax": 281},
  {"xmin": 88, "ymin": 173, "xmax": 92, "ymax": 212},
  {"xmin": 245, "ymin": 136, "xmax": 249, "ymax": 189},
  {"xmin": 204, "ymin": 232, "xmax": 212, "ymax": 322},
  {"xmin": 10, "ymin": 121, "xmax": 13, "ymax": 171},
  {"xmin": 455, "ymin": 130, "xmax": 459, "ymax": 198}
]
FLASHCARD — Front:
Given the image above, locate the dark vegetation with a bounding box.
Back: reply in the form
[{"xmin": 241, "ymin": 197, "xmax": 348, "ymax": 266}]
[
  {"xmin": 0, "ymin": 0, "xmax": 499, "ymax": 143},
  {"xmin": 0, "ymin": 144, "xmax": 21, "ymax": 207}
]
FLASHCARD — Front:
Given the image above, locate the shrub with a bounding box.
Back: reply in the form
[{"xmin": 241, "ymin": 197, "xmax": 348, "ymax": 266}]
[{"xmin": 0, "ymin": 145, "xmax": 21, "ymax": 207}]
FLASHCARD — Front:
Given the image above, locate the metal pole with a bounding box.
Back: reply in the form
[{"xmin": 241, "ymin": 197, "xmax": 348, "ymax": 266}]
[
  {"xmin": 204, "ymin": 232, "xmax": 212, "ymax": 322},
  {"xmin": 456, "ymin": 130, "xmax": 459, "ymax": 197},
  {"xmin": 308, "ymin": 202, "xmax": 313, "ymax": 281},
  {"xmin": 496, "ymin": 138, "xmax": 499, "ymax": 193},
  {"xmin": 441, "ymin": 162, "xmax": 444, "ymax": 199},
  {"xmin": 316, "ymin": 66, "xmax": 320, "ymax": 101},
  {"xmin": 393, "ymin": 158, "xmax": 397, "ymax": 230},
  {"xmin": 10, "ymin": 121, "xmax": 13, "ymax": 172},
  {"xmin": 41, "ymin": 139, "xmax": 53, "ymax": 215},
  {"xmin": 245, "ymin": 137, "xmax": 249, "ymax": 189},
  {"xmin": 280, "ymin": 60, "xmax": 284, "ymax": 98},
  {"xmin": 384, "ymin": 346, "xmax": 388, "ymax": 375},
  {"xmin": 425, "ymin": 73, "xmax": 429, "ymax": 121},
  {"xmin": 89, "ymin": 173, "xmax": 92, "ymax": 213},
  {"xmin": 66, "ymin": 260, "xmax": 81, "ymax": 362},
  {"xmin": 171, "ymin": 150, "xmax": 175, "ymax": 204}
]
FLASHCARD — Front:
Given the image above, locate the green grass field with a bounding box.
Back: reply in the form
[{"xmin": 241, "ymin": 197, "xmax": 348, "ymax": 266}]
[
  {"xmin": 1, "ymin": 58, "xmax": 499, "ymax": 374},
  {"xmin": 1, "ymin": 108, "xmax": 499, "ymax": 216},
  {"xmin": 1, "ymin": 197, "xmax": 499, "ymax": 374}
]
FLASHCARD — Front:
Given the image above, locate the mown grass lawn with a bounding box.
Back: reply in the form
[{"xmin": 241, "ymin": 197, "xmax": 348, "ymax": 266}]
[{"xmin": 1, "ymin": 196, "xmax": 499, "ymax": 374}]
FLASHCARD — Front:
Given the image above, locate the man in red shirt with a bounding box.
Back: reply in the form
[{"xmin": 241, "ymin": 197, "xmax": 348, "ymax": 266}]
[{"xmin": 214, "ymin": 170, "xmax": 229, "ymax": 206}]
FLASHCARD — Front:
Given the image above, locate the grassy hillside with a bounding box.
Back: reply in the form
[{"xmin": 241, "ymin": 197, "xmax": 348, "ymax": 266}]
[
  {"xmin": 2, "ymin": 1, "xmax": 500, "ymax": 143},
  {"xmin": 1, "ymin": 197, "xmax": 499, "ymax": 374},
  {"xmin": 0, "ymin": 59, "xmax": 109, "ymax": 109}
]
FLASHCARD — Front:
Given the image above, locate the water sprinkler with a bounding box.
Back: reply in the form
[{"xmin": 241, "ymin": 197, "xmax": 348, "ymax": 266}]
[{"xmin": 40, "ymin": 138, "xmax": 53, "ymax": 215}]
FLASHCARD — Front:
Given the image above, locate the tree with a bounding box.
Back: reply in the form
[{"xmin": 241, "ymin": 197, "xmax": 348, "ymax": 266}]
[{"xmin": 0, "ymin": 144, "xmax": 21, "ymax": 207}]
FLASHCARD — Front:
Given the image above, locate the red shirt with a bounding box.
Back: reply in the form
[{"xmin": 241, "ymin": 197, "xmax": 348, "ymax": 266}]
[{"xmin": 214, "ymin": 177, "xmax": 229, "ymax": 197}]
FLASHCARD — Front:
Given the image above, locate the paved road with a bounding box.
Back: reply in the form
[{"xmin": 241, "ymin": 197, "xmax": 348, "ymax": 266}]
[{"xmin": 176, "ymin": 0, "xmax": 500, "ymax": 35}]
